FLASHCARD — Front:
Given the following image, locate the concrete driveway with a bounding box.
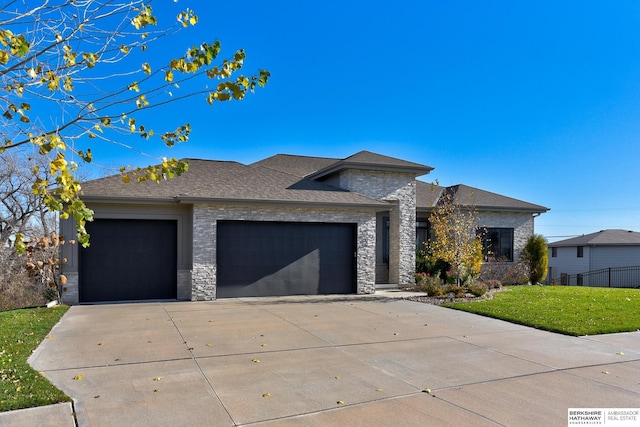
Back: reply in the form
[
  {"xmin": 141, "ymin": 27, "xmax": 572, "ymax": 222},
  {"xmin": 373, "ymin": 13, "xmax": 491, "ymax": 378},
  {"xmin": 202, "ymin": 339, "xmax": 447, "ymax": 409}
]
[{"xmin": 12, "ymin": 293, "xmax": 640, "ymax": 426}]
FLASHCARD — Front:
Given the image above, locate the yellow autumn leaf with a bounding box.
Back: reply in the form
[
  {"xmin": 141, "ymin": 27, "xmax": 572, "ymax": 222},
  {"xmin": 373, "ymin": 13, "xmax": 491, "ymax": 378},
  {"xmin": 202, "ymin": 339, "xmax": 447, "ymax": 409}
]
[{"xmin": 73, "ymin": 375, "xmax": 84, "ymax": 380}]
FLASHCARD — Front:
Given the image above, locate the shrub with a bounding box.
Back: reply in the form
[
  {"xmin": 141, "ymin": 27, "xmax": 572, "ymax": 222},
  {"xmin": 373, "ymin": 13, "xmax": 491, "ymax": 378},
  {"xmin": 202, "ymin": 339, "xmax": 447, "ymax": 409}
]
[
  {"xmin": 0, "ymin": 233, "xmax": 72, "ymax": 311},
  {"xmin": 416, "ymin": 251, "xmax": 450, "ymax": 279},
  {"xmin": 520, "ymin": 234, "xmax": 549, "ymax": 284},
  {"xmin": 480, "ymin": 279, "xmax": 503, "ymax": 290},
  {"xmin": 0, "ymin": 248, "xmax": 48, "ymax": 311},
  {"xmin": 415, "ymin": 272, "xmax": 443, "ymax": 294},
  {"xmin": 480, "ymin": 261, "xmax": 529, "ymax": 286},
  {"xmin": 444, "ymin": 284, "xmax": 466, "ymax": 298},
  {"xmin": 467, "ymin": 282, "xmax": 488, "ymax": 297},
  {"xmin": 425, "ymin": 283, "xmax": 444, "ymax": 296}
]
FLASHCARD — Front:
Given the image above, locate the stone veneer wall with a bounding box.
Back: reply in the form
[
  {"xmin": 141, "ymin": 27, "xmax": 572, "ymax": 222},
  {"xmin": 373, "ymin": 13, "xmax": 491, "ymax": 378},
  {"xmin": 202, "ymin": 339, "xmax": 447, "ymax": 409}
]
[
  {"xmin": 191, "ymin": 204, "xmax": 377, "ymax": 301},
  {"xmin": 476, "ymin": 211, "xmax": 535, "ymax": 262},
  {"xmin": 61, "ymin": 272, "xmax": 79, "ymax": 305},
  {"xmin": 329, "ymin": 170, "xmax": 416, "ymax": 286}
]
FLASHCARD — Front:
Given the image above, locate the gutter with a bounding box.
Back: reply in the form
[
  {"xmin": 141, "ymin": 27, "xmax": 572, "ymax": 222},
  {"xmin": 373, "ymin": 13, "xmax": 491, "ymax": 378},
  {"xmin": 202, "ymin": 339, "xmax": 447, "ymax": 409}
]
[{"xmin": 80, "ymin": 194, "xmax": 392, "ymax": 212}]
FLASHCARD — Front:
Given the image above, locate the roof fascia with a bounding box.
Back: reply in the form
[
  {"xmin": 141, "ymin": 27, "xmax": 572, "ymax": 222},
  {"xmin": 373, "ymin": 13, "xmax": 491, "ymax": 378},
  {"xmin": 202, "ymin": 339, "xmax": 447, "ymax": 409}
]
[
  {"xmin": 416, "ymin": 206, "xmax": 549, "ymax": 214},
  {"xmin": 307, "ymin": 161, "xmax": 433, "ymax": 180},
  {"xmin": 175, "ymin": 196, "xmax": 392, "ymax": 211}
]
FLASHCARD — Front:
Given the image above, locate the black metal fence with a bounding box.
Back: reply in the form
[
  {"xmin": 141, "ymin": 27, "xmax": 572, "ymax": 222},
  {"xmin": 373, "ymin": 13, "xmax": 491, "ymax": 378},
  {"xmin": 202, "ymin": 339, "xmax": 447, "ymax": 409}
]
[{"xmin": 563, "ymin": 266, "xmax": 640, "ymax": 288}]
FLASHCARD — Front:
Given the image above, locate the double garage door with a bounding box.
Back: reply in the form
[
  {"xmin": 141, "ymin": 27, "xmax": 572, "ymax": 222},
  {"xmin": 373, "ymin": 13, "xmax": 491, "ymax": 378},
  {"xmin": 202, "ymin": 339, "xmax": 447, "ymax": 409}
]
[
  {"xmin": 217, "ymin": 221, "xmax": 357, "ymax": 298},
  {"xmin": 80, "ymin": 219, "xmax": 356, "ymax": 302}
]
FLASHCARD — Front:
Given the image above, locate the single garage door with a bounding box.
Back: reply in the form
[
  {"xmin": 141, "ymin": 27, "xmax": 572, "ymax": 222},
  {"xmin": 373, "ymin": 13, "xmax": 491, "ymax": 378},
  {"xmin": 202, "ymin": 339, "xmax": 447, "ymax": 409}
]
[
  {"xmin": 80, "ymin": 219, "xmax": 177, "ymax": 302},
  {"xmin": 217, "ymin": 221, "xmax": 356, "ymax": 298}
]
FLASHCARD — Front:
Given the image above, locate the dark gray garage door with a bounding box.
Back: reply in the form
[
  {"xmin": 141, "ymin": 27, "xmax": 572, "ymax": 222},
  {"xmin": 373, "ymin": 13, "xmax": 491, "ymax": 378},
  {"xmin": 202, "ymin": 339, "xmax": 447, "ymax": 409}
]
[
  {"xmin": 217, "ymin": 221, "xmax": 356, "ymax": 298},
  {"xmin": 80, "ymin": 219, "xmax": 177, "ymax": 302}
]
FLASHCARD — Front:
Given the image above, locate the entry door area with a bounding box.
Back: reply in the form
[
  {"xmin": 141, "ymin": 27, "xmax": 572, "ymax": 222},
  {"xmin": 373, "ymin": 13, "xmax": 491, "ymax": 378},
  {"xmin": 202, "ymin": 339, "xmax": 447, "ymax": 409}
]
[
  {"xmin": 216, "ymin": 221, "xmax": 356, "ymax": 298},
  {"xmin": 79, "ymin": 219, "xmax": 177, "ymax": 303}
]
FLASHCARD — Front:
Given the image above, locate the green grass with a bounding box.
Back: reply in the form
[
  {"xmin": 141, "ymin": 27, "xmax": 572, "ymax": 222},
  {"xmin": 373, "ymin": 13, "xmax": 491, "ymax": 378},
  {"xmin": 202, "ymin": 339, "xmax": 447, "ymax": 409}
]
[
  {"xmin": 0, "ymin": 306, "xmax": 71, "ymax": 412},
  {"xmin": 444, "ymin": 286, "xmax": 640, "ymax": 336}
]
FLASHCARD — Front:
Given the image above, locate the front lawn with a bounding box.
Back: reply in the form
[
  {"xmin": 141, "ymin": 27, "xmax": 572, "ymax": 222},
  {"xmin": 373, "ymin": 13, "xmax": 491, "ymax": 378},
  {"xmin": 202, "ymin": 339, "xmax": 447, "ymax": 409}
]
[
  {"xmin": 444, "ymin": 286, "xmax": 640, "ymax": 336},
  {"xmin": 0, "ymin": 306, "xmax": 71, "ymax": 412}
]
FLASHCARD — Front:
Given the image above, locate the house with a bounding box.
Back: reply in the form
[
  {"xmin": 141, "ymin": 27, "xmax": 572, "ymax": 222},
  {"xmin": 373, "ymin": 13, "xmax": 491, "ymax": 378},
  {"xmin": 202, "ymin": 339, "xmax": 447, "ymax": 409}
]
[
  {"xmin": 416, "ymin": 183, "xmax": 549, "ymax": 263},
  {"xmin": 548, "ymin": 229, "xmax": 640, "ymax": 287},
  {"xmin": 60, "ymin": 151, "xmax": 548, "ymax": 304}
]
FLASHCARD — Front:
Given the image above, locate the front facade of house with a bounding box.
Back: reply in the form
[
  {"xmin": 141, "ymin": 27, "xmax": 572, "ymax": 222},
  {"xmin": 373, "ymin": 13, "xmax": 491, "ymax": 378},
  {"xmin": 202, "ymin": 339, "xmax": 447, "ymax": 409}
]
[
  {"xmin": 60, "ymin": 151, "xmax": 547, "ymax": 304},
  {"xmin": 548, "ymin": 229, "xmax": 640, "ymax": 286}
]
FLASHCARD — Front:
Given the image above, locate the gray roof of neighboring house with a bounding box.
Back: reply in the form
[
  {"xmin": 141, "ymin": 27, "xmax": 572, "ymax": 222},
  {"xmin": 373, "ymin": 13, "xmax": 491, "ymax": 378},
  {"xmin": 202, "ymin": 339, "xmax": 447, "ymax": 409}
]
[
  {"xmin": 548, "ymin": 229, "xmax": 640, "ymax": 247},
  {"xmin": 80, "ymin": 159, "xmax": 390, "ymax": 209},
  {"xmin": 416, "ymin": 182, "xmax": 549, "ymax": 213}
]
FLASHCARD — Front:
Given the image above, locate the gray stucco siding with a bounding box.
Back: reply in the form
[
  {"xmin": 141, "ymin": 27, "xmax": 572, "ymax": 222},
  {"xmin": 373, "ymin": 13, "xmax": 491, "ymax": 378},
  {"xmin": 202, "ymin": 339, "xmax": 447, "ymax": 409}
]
[
  {"xmin": 590, "ymin": 246, "xmax": 640, "ymax": 271},
  {"xmin": 191, "ymin": 204, "xmax": 377, "ymax": 300},
  {"xmin": 548, "ymin": 246, "xmax": 591, "ymax": 280}
]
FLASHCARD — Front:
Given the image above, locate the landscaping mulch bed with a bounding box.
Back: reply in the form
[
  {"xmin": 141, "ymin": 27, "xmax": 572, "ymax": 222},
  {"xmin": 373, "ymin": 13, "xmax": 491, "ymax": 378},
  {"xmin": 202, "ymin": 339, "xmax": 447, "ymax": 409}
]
[{"xmin": 401, "ymin": 287, "xmax": 506, "ymax": 306}]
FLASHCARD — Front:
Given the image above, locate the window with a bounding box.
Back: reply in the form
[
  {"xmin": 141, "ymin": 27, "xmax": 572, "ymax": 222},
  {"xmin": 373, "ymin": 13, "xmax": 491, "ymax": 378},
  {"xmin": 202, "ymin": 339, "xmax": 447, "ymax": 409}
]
[
  {"xmin": 478, "ymin": 227, "xmax": 514, "ymax": 262},
  {"xmin": 382, "ymin": 216, "xmax": 389, "ymax": 263},
  {"xmin": 551, "ymin": 247, "xmax": 557, "ymax": 258},
  {"xmin": 415, "ymin": 218, "xmax": 431, "ymax": 250},
  {"xmin": 577, "ymin": 246, "xmax": 583, "ymax": 258}
]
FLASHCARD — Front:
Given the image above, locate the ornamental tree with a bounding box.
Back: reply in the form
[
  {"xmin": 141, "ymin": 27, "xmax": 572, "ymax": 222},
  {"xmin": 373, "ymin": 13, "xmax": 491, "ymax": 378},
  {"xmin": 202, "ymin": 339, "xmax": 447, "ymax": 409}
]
[
  {"xmin": 426, "ymin": 189, "xmax": 482, "ymax": 285},
  {"xmin": 0, "ymin": 1, "xmax": 269, "ymax": 250}
]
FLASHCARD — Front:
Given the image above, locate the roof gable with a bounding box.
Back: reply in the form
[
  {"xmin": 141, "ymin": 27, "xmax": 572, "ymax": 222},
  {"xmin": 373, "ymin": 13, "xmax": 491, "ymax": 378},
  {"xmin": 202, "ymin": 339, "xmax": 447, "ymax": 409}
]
[
  {"xmin": 250, "ymin": 154, "xmax": 338, "ymax": 177},
  {"xmin": 549, "ymin": 229, "xmax": 640, "ymax": 247},
  {"xmin": 416, "ymin": 182, "xmax": 548, "ymax": 213},
  {"xmin": 307, "ymin": 150, "xmax": 434, "ymax": 180}
]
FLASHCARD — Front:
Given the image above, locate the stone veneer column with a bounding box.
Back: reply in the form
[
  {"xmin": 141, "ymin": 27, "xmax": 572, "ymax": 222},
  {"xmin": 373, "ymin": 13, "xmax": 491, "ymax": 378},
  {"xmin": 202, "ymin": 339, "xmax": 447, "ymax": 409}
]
[
  {"xmin": 339, "ymin": 170, "xmax": 417, "ymax": 287},
  {"xmin": 191, "ymin": 205, "xmax": 216, "ymax": 300},
  {"xmin": 392, "ymin": 180, "xmax": 416, "ymax": 286}
]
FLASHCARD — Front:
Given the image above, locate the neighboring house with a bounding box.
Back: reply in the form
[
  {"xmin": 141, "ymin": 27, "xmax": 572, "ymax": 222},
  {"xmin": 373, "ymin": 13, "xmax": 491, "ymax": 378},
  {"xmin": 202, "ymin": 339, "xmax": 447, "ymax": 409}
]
[
  {"xmin": 548, "ymin": 229, "xmax": 640, "ymax": 287},
  {"xmin": 60, "ymin": 150, "xmax": 547, "ymax": 304}
]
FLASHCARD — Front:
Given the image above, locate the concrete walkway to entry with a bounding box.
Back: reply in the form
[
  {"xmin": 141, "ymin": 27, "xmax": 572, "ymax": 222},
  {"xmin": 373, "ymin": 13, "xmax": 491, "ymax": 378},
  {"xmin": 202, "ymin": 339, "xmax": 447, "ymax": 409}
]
[{"xmin": 4, "ymin": 292, "xmax": 640, "ymax": 426}]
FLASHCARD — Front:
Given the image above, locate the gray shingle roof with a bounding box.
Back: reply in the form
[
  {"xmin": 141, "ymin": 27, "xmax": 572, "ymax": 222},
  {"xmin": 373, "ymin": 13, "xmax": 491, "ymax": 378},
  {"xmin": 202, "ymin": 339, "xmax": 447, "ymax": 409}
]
[
  {"xmin": 80, "ymin": 152, "xmax": 546, "ymax": 214},
  {"xmin": 416, "ymin": 182, "xmax": 548, "ymax": 213},
  {"xmin": 80, "ymin": 159, "xmax": 390, "ymax": 208},
  {"xmin": 307, "ymin": 150, "xmax": 434, "ymax": 179},
  {"xmin": 549, "ymin": 229, "xmax": 640, "ymax": 247},
  {"xmin": 251, "ymin": 154, "xmax": 338, "ymax": 177}
]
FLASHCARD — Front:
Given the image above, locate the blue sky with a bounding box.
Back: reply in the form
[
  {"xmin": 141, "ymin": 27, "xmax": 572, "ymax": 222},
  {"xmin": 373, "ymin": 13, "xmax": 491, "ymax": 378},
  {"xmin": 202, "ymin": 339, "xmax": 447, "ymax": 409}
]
[{"xmin": 91, "ymin": 1, "xmax": 640, "ymax": 242}]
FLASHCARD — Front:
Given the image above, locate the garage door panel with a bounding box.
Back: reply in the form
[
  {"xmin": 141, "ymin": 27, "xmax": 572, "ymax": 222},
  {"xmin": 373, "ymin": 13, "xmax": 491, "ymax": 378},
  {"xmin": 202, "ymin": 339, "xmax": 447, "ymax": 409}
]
[
  {"xmin": 80, "ymin": 219, "xmax": 177, "ymax": 302},
  {"xmin": 217, "ymin": 221, "xmax": 355, "ymax": 298}
]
